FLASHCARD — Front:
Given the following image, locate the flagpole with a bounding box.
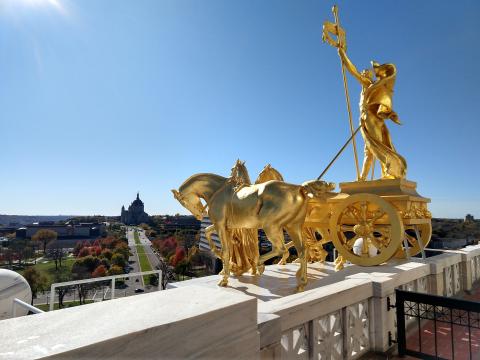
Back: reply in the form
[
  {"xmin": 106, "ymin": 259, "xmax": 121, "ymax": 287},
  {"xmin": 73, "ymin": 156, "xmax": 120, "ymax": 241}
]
[{"xmin": 332, "ymin": 5, "xmax": 360, "ymax": 180}]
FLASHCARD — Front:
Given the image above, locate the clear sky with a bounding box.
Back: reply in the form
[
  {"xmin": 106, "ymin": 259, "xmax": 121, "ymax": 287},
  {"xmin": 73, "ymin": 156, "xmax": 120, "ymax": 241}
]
[{"xmin": 1, "ymin": 0, "xmax": 479, "ymax": 218}]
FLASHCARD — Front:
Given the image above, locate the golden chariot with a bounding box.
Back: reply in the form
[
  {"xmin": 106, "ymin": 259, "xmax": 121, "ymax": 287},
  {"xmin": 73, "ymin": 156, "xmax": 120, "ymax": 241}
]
[{"xmin": 303, "ymin": 179, "xmax": 431, "ymax": 268}]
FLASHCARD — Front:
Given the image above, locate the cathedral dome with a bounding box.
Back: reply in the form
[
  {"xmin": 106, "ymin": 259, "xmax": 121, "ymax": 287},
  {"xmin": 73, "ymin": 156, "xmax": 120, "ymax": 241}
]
[
  {"xmin": 121, "ymin": 192, "xmax": 149, "ymax": 226},
  {"xmin": 132, "ymin": 192, "xmax": 144, "ymax": 206}
]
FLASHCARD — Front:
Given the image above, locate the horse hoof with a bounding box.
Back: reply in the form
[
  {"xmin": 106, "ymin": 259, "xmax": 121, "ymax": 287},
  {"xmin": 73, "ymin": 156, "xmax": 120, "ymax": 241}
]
[
  {"xmin": 296, "ymin": 285, "xmax": 305, "ymax": 293},
  {"xmin": 257, "ymin": 264, "xmax": 265, "ymax": 274},
  {"xmin": 278, "ymin": 260, "xmax": 286, "ymax": 266},
  {"xmin": 218, "ymin": 278, "xmax": 228, "ymax": 287}
]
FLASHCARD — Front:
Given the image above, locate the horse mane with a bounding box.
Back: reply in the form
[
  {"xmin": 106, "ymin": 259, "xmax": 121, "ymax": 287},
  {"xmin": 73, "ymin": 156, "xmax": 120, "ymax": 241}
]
[{"xmin": 178, "ymin": 173, "xmax": 227, "ymax": 193}]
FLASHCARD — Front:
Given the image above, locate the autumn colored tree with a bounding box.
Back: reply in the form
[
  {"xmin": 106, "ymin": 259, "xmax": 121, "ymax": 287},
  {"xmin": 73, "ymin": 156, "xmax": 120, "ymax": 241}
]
[
  {"xmin": 111, "ymin": 253, "xmax": 126, "ymax": 269},
  {"xmin": 101, "ymin": 249, "xmax": 113, "ymax": 260},
  {"xmin": 73, "ymin": 241, "xmax": 83, "ymax": 256},
  {"xmin": 171, "ymin": 247, "xmax": 186, "ymax": 267},
  {"xmin": 77, "ymin": 247, "xmax": 90, "ymax": 258},
  {"xmin": 112, "ymin": 242, "xmax": 130, "ymax": 260},
  {"xmin": 108, "ymin": 265, "xmax": 123, "ymax": 276},
  {"xmin": 72, "ymin": 255, "xmax": 100, "ymax": 278},
  {"xmin": 92, "ymin": 265, "xmax": 107, "ymax": 278},
  {"xmin": 23, "ymin": 267, "xmax": 48, "ymax": 304},
  {"xmin": 153, "ymin": 236, "xmax": 178, "ymax": 258},
  {"xmin": 32, "ymin": 229, "xmax": 58, "ymax": 254}
]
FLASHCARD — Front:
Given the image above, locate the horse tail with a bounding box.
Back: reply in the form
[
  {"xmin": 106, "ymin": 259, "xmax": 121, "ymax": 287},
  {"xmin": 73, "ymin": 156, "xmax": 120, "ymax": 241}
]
[{"xmin": 300, "ymin": 180, "xmax": 336, "ymax": 198}]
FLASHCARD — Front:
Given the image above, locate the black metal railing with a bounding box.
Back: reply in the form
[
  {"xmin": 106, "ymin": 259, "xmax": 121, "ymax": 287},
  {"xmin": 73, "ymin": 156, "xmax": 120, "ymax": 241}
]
[{"xmin": 396, "ymin": 289, "xmax": 480, "ymax": 359}]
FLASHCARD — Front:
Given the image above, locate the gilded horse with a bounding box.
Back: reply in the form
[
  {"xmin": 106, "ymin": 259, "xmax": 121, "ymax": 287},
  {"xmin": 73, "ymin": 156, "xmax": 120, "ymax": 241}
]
[
  {"xmin": 172, "ymin": 162, "xmax": 334, "ymax": 291},
  {"xmin": 206, "ymin": 161, "xmax": 289, "ymax": 276}
]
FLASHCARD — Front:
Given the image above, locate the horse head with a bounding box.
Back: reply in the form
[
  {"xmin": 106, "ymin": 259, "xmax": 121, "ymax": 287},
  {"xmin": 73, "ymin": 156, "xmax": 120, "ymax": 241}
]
[
  {"xmin": 230, "ymin": 159, "xmax": 251, "ymax": 185},
  {"xmin": 255, "ymin": 164, "xmax": 284, "ymax": 184},
  {"xmin": 171, "ymin": 189, "xmax": 205, "ymax": 220}
]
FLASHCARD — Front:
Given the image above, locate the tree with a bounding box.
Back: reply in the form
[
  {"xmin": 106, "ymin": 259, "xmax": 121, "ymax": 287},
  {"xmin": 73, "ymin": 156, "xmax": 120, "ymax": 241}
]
[
  {"xmin": 174, "ymin": 259, "xmax": 189, "ymax": 280},
  {"xmin": 72, "ymin": 255, "xmax": 100, "ymax": 276},
  {"xmin": 171, "ymin": 247, "xmax": 186, "ymax": 267},
  {"xmin": 1, "ymin": 248, "xmax": 14, "ymax": 269},
  {"xmin": 78, "ymin": 247, "xmax": 91, "ymax": 258},
  {"xmin": 92, "ymin": 265, "xmax": 107, "ymax": 278},
  {"xmin": 108, "ymin": 265, "xmax": 123, "ymax": 276},
  {"xmin": 53, "ymin": 269, "xmax": 73, "ymax": 308},
  {"xmin": 9, "ymin": 238, "xmax": 29, "ymax": 266},
  {"xmin": 139, "ymin": 223, "xmax": 150, "ymax": 231},
  {"xmin": 101, "ymin": 249, "xmax": 113, "ymax": 260},
  {"xmin": 112, "ymin": 242, "xmax": 130, "ymax": 260},
  {"xmin": 73, "ymin": 241, "xmax": 84, "ymax": 256},
  {"xmin": 46, "ymin": 240, "xmax": 67, "ymax": 270},
  {"xmin": 158, "ymin": 260, "xmax": 175, "ymax": 290},
  {"xmin": 23, "ymin": 267, "xmax": 48, "ymax": 304},
  {"xmin": 111, "ymin": 253, "xmax": 126, "ymax": 269},
  {"xmin": 32, "ymin": 229, "xmax": 58, "ymax": 254}
]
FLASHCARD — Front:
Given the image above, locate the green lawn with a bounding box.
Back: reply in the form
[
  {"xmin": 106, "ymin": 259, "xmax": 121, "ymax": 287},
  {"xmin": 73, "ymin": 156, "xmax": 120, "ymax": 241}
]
[
  {"xmin": 135, "ymin": 245, "xmax": 152, "ymax": 284},
  {"xmin": 36, "ymin": 300, "xmax": 94, "ymax": 312},
  {"xmin": 20, "ymin": 257, "xmax": 76, "ymax": 288},
  {"xmin": 134, "ymin": 230, "xmax": 141, "ymax": 245}
]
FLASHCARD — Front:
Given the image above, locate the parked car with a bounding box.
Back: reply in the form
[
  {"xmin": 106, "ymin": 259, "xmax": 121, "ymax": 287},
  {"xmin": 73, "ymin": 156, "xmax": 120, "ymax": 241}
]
[{"xmin": 134, "ymin": 288, "xmax": 144, "ymax": 293}]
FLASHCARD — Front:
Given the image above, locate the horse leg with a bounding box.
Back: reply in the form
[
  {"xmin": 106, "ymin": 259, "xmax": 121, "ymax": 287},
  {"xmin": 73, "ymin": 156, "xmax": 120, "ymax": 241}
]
[
  {"xmin": 285, "ymin": 224, "xmax": 307, "ymax": 292},
  {"xmin": 205, "ymin": 225, "xmax": 222, "ymax": 259},
  {"xmin": 278, "ymin": 241, "xmax": 293, "ymax": 265},
  {"xmin": 216, "ymin": 225, "xmax": 231, "ymax": 286},
  {"xmin": 257, "ymin": 226, "xmax": 286, "ymax": 274},
  {"xmin": 248, "ymin": 229, "xmax": 260, "ymax": 276}
]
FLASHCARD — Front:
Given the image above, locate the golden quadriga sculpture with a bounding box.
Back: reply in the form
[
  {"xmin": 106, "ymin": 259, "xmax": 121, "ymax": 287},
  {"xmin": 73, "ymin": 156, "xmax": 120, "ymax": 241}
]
[{"xmin": 172, "ymin": 6, "xmax": 432, "ymax": 292}]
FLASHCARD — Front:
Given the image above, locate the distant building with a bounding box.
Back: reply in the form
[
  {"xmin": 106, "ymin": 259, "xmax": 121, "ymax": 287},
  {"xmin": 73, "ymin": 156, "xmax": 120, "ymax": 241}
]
[
  {"xmin": 16, "ymin": 223, "xmax": 106, "ymax": 239},
  {"xmin": 156, "ymin": 215, "xmax": 200, "ymax": 234},
  {"xmin": 465, "ymin": 214, "xmax": 475, "ymax": 223},
  {"xmin": 121, "ymin": 193, "xmax": 149, "ymax": 225}
]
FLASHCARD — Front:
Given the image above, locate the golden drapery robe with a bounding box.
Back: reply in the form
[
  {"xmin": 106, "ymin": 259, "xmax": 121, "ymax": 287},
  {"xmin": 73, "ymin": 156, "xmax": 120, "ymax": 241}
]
[{"xmin": 360, "ymin": 63, "xmax": 407, "ymax": 179}]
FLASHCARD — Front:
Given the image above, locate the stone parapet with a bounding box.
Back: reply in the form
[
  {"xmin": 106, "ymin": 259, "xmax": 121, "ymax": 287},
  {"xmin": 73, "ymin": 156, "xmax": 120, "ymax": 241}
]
[
  {"xmin": 0, "ymin": 286, "xmax": 259, "ymax": 360},
  {"xmin": 3, "ymin": 244, "xmax": 480, "ymax": 360}
]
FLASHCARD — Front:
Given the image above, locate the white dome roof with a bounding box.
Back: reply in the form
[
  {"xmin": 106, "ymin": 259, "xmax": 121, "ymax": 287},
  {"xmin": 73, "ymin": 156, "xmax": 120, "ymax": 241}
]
[{"xmin": 0, "ymin": 269, "xmax": 32, "ymax": 320}]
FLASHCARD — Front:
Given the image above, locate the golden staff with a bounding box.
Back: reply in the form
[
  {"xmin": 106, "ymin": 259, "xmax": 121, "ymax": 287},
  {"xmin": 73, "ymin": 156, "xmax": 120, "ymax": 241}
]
[{"xmin": 331, "ymin": 5, "xmax": 360, "ymax": 180}]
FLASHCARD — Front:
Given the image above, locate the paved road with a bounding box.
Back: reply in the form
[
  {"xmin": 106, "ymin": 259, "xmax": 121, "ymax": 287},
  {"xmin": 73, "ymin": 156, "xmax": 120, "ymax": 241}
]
[
  {"xmin": 136, "ymin": 229, "xmax": 161, "ymax": 269},
  {"xmin": 126, "ymin": 227, "xmax": 144, "ymax": 289}
]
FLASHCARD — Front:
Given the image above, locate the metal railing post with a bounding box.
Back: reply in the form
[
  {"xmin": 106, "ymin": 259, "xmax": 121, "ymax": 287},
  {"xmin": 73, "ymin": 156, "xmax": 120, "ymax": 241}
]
[
  {"xmin": 111, "ymin": 278, "xmax": 115, "ymax": 300},
  {"xmin": 395, "ymin": 289, "xmax": 406, "ymax": 357},
  {"xmin": 49, "ymin": 286, "xmax": 56, "ymax": 311}
]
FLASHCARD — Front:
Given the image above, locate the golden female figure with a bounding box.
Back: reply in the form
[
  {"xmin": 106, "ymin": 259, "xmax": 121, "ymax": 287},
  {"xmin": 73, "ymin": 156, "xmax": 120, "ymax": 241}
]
[
  {"xmin": 323, "ymin": 7, "xmax": 407, "ymax": 181},
  {"xmin": 337, "ymin": 47, "xmax": 407, "ymax": 180}
]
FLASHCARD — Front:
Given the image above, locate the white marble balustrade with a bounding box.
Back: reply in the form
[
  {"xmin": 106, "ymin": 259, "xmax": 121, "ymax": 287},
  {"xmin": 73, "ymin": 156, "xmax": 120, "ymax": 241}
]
[{"xmin": 2, "ymin": 244, "xmax": 480, "ymax": 359}]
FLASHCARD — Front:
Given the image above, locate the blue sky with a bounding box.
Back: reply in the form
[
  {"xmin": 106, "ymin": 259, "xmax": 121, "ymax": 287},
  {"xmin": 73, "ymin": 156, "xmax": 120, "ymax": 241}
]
[{"xmin": 1, "ymin": 0, "xmax": 479, "ymax": 217}]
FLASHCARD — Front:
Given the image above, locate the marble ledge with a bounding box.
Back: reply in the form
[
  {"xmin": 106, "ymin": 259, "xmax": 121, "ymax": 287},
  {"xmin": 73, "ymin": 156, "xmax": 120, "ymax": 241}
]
[
  {"xmin": 169, "ymin": 259, "xmax": 433, "ymax": 319},
  {"xmin": 0, "ymin": 285, "xmax": 259, "ymax": 360}
]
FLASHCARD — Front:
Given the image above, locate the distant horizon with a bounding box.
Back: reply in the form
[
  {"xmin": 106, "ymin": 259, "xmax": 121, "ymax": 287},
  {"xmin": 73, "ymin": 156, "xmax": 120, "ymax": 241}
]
[{"xmin": 0, "ymin": 213, "xmax": 474, "ymax": 221}]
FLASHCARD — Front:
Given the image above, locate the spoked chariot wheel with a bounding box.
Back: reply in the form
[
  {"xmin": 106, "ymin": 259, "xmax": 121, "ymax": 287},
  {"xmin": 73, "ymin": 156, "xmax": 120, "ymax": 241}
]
[
  {"xmin": 329, "ymin": 193, "xmax": 404, "ymax": 266},
  {"xmin": 394, "ymin": 223, "xmax": 432, "ymax": 258}
]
